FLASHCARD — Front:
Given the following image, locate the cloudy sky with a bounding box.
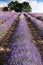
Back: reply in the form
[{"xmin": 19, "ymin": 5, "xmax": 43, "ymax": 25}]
[{"xmin": 0, "ymin": 0, "xmax": 43, "ymax": 13}]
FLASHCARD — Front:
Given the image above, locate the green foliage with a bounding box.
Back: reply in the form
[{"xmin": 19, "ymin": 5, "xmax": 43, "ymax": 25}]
[
  {"xmin": 8, "ymin": 1, "xmax": 32, "ymax": 12},
  {"xmin": 8, "ymin": 1, "xmax": 15, "ymax": 9},
  {"xmin": 14, "ymin": 1, "xmax": 22, "ymax": 12},
  {"xmin": 3, "ymin": 7, "xmax": 8, "ymax": 11},
  {"xmin": 22, "ymin": 2, "xmax": 32, "ymax": 12}
]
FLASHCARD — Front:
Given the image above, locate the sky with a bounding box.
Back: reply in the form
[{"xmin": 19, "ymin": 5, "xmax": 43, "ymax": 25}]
[{"xmin": 0, "ymin": 0, "xmax": 43, "ymax": 13}]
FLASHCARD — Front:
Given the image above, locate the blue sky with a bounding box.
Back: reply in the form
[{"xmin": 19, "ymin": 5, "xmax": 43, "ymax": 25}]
[
  {"xmin": 0, "ymin": 0, "xmax": 9, "ymax": 2},
  {"xmin": 37, "ymin": 0, "xmax": 43, "ymax": 2},
  {"xmin": 0, "ymin": 0, "xmax": 43, "ymax": 3},
  {"xmin": 0, "ymin": 0, "xmax": 43, "ymax": 13}
]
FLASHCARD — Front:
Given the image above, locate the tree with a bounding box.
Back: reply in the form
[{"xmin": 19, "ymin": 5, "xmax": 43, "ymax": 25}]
[
  {"xmin": 8, "ymin": 1, "xmax": 14, "ymax": 9},
  {"xmin": 22, "ymin": 2, "xmax": 32, "ymax": 12},
  {"xmin": 8, "ymin": 1, "xmax": 23, "ymax": 12},
  {"xmin": 3, "ymin": 7, "xmax": 8, "ymax": 11},
  {"xmin": 8, "ymin": 1, "xmax": 32, "ymax": 12},
  {"xmin": 14, "ymin": 1, "xmax": 22, "ymax": 12}
]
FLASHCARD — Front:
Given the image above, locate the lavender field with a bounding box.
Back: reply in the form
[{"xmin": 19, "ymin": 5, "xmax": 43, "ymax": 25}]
[{"xmin": 0, "ymin": 12, "xmax": 43, "ymax": 65}]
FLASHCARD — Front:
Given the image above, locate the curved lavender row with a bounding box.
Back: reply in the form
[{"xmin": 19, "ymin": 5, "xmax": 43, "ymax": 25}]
[
  {"xmin": 29, "ymin": 13, "xmax": 39, "ymax": 18},
  {"xmin": 29, "ymin": 13, "xmax": 43, "ymax": 18},
  {"xmin": 0, "ymin": 12, "xmax": 20, "ymax": 64},
  {"xmin": 29, "ymin": 13, "xmax": 43, "ymax": 21},
  {"xmin": 0, "ymin": 12, "xmax": 16, "ymax": 23},
  {"xmin": 0, "ymin": 13, "xmax": 20, "ymax": 36},
  {"xmin": 4, "ymin": 13, "xmax": 42, "ymax": 65},
  {"xmin": 24, "ymin": 13, "xmax": 43, "ymax": 37}
]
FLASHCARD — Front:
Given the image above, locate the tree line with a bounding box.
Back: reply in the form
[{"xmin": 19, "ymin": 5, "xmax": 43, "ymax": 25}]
[{"xmin": 3, "ymin": 1, "xmax": 32, "ymax": 12}]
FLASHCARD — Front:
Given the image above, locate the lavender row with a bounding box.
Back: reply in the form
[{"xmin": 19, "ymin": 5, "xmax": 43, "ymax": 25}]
[
  {"xmin": 0, "ymin": 12, "xmax": 17, "ymax": 24},
  {"xmin": 29, "ymin": 13, "xmax": 43, "ymax": 21},
  {"xmin": 0, "ymin": 12, "xmax": 20, "ymax": 37},
  {"xmin": 0, "ymin": 12, "xmax": 20, "ymax": 64},
  {"xmin": 24, "ymin": 12, "xmax": 43, "ymax": 37},
  {"xmin": 29, "ymin": 13, "xmax": 43, "ymax": 18}
]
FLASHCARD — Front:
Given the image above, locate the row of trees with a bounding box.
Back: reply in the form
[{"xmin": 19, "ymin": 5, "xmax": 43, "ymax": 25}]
[{"xmin": 3, "ymin": 1, "xmax": 32, "ymax": 12}]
